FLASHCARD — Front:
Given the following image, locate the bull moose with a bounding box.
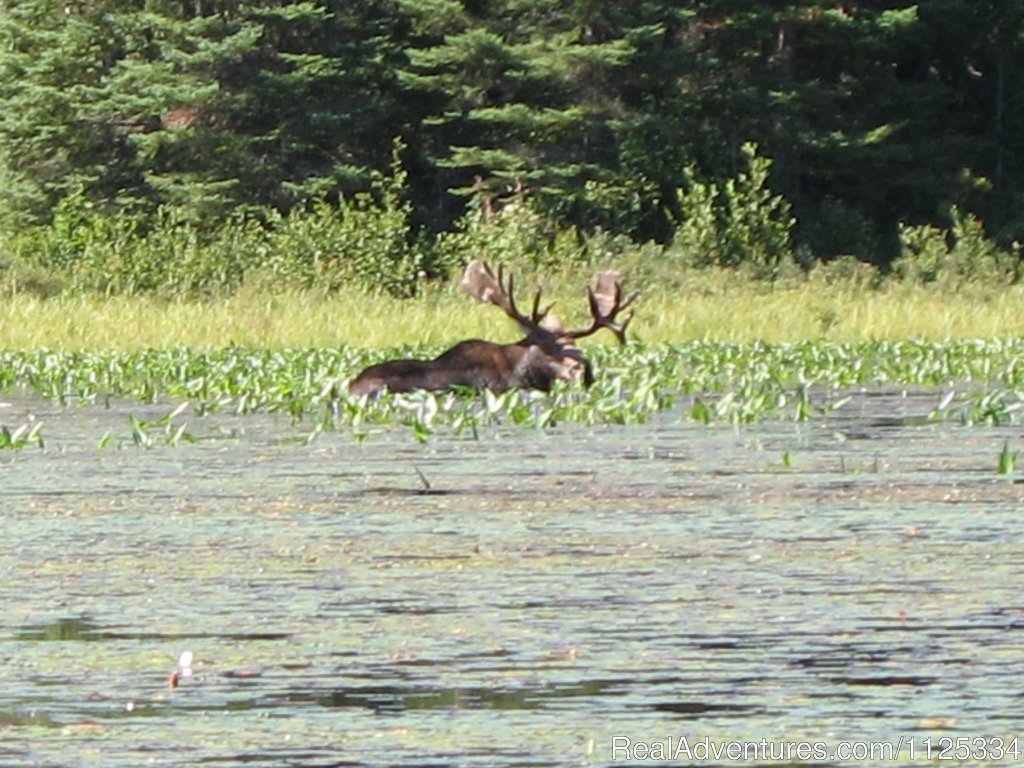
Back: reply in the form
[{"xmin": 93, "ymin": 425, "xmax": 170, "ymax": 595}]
[{"xmin": 348, "ymin": 260, "xmax": 634, "ymax": 397}]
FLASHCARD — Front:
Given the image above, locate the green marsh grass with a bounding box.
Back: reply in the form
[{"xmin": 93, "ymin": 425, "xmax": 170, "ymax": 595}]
[
  {"xmin": 0, "ymin": 419, "xmax": 43, "ymax": 450},
  {"xmin": 4, "ymin": 272, "xmax": 1024, "ymax": 350},
  {"xmin": 4, "ymin": 268, "xmax": 1024, "ymax": 441}
]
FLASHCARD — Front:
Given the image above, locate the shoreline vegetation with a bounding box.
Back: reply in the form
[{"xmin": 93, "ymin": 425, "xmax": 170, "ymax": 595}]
[
  {"xmin": 2, "ymin": 4, "xmax": 1022, "ymax": 360},
  {"xmin": 2, "ymin": 274, "xmax": 1023, "ymax": 351},
  {"xmin": 2, "ymin": 152, "xmax": 1022, "ymax": 352}
]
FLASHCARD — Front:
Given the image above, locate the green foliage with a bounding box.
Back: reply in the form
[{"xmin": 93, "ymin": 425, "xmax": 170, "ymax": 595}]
[
  {"xmin": 0, "ymin": 0, "xmax": 1023, "ymax": 286},
  {"xmin": 998, "ymin": 440, "xmax": 1018, "ymax": 477},
  {"xmin": 798, "ymin": 197, "xmax": 883, "ymax": 262},
  {"xmin": 401, "ymin": 1, "xmax": 649, "ymax": 232},
  {"xmin": 3, "ymin": 338, "xmax": 1024, "ymax": 443},
  {"xmin": 7, "ymin": 197, "xmax": 263, "ymax": 298},
  {"xmin": 893, "ymin": 209, "xmax": 1020, "ymax": 287},
  {"xmin": 806, "ymin": 255, "xmax": 883, "ymax": 291},
  {"xmin": 0, "ymin": 419, "xmax": 43, "ymax": 450},
  {"xmin": 0, "ymin": 0, "xmax": 404, "ymax": 226},
  {"xmin": 671, "ymin": 144, "xmax": 796, "ymax": 278},
  {"xmin": 5, "ymin": 150, "xmax": 423, "ymax": 298},
  {"xmin": 265, "ymin": 154, "xmax": 424, "ymax": 296},
  {"xmin": 434, "ymin": 195, "xmax": 588, "ymax": 275}
]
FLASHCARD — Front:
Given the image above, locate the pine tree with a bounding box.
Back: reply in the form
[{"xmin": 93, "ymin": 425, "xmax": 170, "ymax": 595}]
[
  {"xmin": 399, "ymin": 0, "xmax": 690, "ymax": 236},
  {"xmin": 0, "ymin": 0, "xmax": 406, "ymax": 225}
]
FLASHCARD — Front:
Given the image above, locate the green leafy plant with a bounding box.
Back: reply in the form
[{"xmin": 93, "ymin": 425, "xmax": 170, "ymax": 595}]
[
  {"xmin": 4, "ymin": 338, "xmax": 1024, "ymax": 441},
  {"xmin": 0, "ymin": 420, "xmax": 43, "ymax": 450},
  {"xmin": 672, "ymin": 144, "xmax": 797, "ymax": 278},
  {"xmin": 998, "ymin": 440, "xmax": 1018, "ymax": 477},
  {"xmin": 893, "ymin": 208, "xmax": 1019, "ymax": 288}
]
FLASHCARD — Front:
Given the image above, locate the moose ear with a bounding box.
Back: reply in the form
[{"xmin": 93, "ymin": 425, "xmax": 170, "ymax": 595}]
[
  {"xmin": 540, "ymin": 313, "xmax": 565, "ymax": 334},
  {"xmin": 590, "ymin": 271, "xmax": 626, "ymax": 318},
  {"xmin": 460, "ymin": 260, "xmax": 506, "ymax": 309}
]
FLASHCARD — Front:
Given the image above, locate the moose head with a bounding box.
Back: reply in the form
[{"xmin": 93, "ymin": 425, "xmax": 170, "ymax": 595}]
[{"xmin": 348, "ymin": 260, "xmax": 635, "ymax": 397}]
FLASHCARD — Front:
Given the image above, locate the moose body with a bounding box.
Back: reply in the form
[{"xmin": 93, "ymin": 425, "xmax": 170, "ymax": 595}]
[
  {"xmin": 349, "ymin": 338, "xmax": 591, "ymax": 397},
  {"xmin": 349, "ymin": 261, "xmax": 632, "ymax": 397}
]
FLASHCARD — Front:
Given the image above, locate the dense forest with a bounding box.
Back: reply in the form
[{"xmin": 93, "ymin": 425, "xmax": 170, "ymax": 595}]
[{"xmin": 0, "ymin": 0, "xmax": 1022, "ymax": 295}]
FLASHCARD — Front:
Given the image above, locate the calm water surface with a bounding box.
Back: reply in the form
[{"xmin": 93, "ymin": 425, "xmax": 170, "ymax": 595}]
[{"xmin": 1, "ymin": 390, "xmax": 1022, "ymax": 766}]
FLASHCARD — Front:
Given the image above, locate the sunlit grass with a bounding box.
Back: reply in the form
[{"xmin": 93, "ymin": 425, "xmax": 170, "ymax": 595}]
[
  {"xmin": 0, "ymin": 289, "xmax": 455, "ymax": 351},
  {"xmin": 650, "ymin": 281, "xmax": 1024, "ymax": 343},
  {"xmin": 2, "ymin": 270, "xmax": 1024, "ymax": 351}
]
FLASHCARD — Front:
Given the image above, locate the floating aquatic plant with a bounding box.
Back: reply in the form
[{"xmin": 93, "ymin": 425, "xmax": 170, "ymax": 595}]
[
  {"xmin": 0, "ymin": 419, "xmax": 43, "ymax": 450},
  {"xmin": 2, "ymin": 339, "xmax": 1024, "ymax": 441}
]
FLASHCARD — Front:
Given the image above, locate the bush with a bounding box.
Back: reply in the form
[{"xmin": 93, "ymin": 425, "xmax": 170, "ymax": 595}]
[
  {"xmin": 265, "ymin": 161, "xmax": 424, "ymax": 297},
  {"xmin": 671, "ymin": 143, "xmax": 797, "ymax": 279},
  {"xmin": 807, "ymin": 255, "xmax": 883, "ymax": 291},
  {"xmin": 3, "ymin": 146, "xmax": 426, "ymax": 298},
  {"xmin": 434, "ymin": 195, "xmax": 590, "ymax": 276},
  {"xmin": 893, "ymin": 208, "xmax": 1020, "ymax": 287}
]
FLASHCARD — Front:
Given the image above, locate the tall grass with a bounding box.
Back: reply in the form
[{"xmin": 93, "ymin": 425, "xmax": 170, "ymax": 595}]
[{"xmin": 3, "ymin": 273, "xmax": 1024, "ymax": 351}]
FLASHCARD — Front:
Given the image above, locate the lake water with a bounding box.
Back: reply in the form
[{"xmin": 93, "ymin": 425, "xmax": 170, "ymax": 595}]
[{"xmin": 1, "ymin": 390, "xmax": 1022, "ymax": 766}]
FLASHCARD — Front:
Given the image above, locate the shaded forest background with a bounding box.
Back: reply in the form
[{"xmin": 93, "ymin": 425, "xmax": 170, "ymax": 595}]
[{"xmin": 1, "ymin": 0, "xmax": 1022, "ymax": 296}]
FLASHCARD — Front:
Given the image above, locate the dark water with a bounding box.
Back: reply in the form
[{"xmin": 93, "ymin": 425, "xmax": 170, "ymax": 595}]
[{"xmin": 1, "ymin": 390, "xmax": 1022, "ymax": 766}]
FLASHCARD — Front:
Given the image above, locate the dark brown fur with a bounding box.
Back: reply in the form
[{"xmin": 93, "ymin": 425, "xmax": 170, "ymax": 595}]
[
  {"xmin": 348, "ymin": 261, "xmax": 631, "ymax": 397},
  {"xmin": 349, "ymin": 339, "xmax": 592, "ymax": 397}
]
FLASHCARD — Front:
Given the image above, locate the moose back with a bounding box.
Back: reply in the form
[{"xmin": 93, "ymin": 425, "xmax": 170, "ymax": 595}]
[{"xmin": 348, "ymin": 261, "xmax": 634, "ymax": 397}]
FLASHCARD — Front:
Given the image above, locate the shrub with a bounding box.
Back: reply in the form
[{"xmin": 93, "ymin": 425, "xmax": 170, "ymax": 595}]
[
  {"xmin": 3, "ymin": 145, "xmax": 426, "ymax": 298},
  {"xmin": 671, "ymin": 143, "xmax": 796, "ymax": 278},
  {"xmin": 434, "ymin": 196, "xmax": 589, "ymax": 276},
  {"xmin": 265, "ymin": 163, "xmax": 424, "ymax": 297},
  {"xmin": 893, "ymin": 208, "xmax": 1019, "ymax": 287}
]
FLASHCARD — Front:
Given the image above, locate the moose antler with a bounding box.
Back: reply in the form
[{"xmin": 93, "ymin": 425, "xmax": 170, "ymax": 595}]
[
  {"xmin": 461, "ymin": 260, "xmax": 635, "ymax": 344},
  {"xmin": 564, "ymin": 270, "xmax": 636, "ymax": 344},
  {"xmin": 352, "ymin": 261, "xmax": 636, "ymax": 397},
  {"xmin": 460, "ymin": 260, "xmax": 554, "ymax": 335}
]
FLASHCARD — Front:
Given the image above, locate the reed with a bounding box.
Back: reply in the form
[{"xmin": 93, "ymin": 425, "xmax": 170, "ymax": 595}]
[{"xmin": 3, "ymin": 275, "xmax": 1023, "ymax": 351}]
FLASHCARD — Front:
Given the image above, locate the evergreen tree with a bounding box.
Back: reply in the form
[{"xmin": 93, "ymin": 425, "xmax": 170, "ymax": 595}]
[
  {"xmin": 0, "ymin": 0, "xmax": 1021, "ymax": 266},
  {"xmin": 399, "ymin": 0, "xmax": 691, "ymax": 237},
  {"xmin": 0, "ymin": 0, "xmax": 406, "ymax": 225},
  {"xmin": 685, "ymin": 1, "xmax": 1024, "ymax": 257}
]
